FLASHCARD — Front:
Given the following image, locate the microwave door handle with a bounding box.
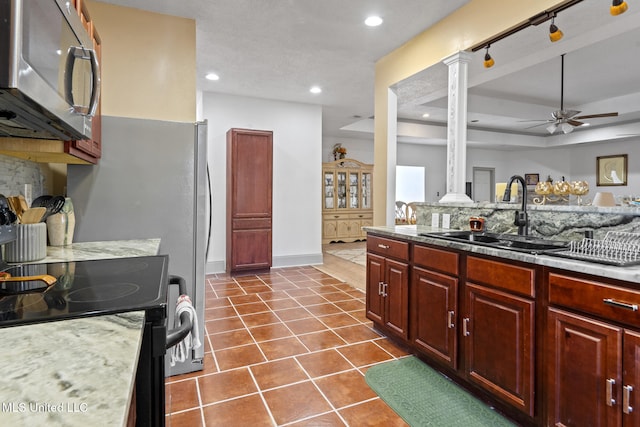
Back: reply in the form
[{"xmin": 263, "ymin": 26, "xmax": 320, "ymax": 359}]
[
  {"xmin": 87, "ymin": 48, "xmax": 100, "ymax": 118},
  {"xmin": 64, "ymin": 46, "xmax": 100, "ymax": 117},
  {"xmin": 64, "ymin": 47, "xmax": 78, "ymax": 112}
]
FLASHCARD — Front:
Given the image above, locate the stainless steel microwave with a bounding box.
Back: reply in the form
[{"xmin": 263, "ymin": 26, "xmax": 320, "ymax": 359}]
[{"xmin": 0, "ymin": 0, "xmax": 100, "ymax": 140}]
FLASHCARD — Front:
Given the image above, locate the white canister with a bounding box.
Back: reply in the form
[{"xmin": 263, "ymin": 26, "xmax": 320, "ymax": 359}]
[{"xmin": 3, "ymin": 223, "xmax": 47, "ymax": 262}]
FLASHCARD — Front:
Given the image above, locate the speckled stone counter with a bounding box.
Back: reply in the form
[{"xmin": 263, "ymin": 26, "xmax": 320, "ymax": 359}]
[
  {"xmin": 365, "ymin": 225, "xmax": 640, "ymax": 284},
  {"xmin": 416, "ymin": 202, "xmax": 640, "ymax": 241},
  {"xmin": 19, "ymin": 239, "xmax": 161, "ymax": 264},
  {"xmin": 0, "ymin": 311, "xmax": 145, "ymax": 426}
]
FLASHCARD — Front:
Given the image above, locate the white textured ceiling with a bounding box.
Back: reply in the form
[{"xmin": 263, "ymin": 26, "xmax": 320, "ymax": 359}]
[{"xmin": 97, "ymin": 0, "xmax": 469, "ymax": 139}]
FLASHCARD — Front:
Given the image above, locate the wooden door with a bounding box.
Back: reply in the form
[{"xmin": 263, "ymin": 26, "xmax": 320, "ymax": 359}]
[
  {"xmin": 384, "ymin": 258, "xmax": 409, "ymax": 340},
  {"xmin": 464, "ymin": 282, "xmax": 535, "ymax": 416},
  {"xmin": 623, "ymin": 330, "xmax": 640, "ymax": 426},
  {"xmin": 366, "ymin": 253, "xmax": 385, "ymax": 324},
  {"xmin": 546, "ymin": 308, "xmax": 622, "ymax": 427},
  {"xmin": 412, "ymin": 266, "xmax": 458, "ymax": 368}
]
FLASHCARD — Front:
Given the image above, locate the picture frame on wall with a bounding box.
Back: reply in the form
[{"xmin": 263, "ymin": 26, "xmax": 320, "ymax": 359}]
[
  {"xmin": 524, "ymin": 173, "xmax": 539, "ymax": 186},
  {"xmin": 597, "ymin": 154, "xmax": 627, "ymax": 186}
]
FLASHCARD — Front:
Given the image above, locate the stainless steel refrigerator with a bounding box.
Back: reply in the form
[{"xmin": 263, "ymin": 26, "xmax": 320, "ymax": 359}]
[{"xmin": 67, "ymin": 116, "xmax": 209, "ymax": 376}]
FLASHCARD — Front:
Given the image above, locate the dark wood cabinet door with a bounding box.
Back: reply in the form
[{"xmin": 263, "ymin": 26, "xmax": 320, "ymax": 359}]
[
  {"xmin": 230, "ymin": 131, "xmax": 272, "ymax": 217},
  {"xmin": 411, "ymin": 266, "xmax": 458, "ymax": 368},
  {"xmin": 384, "ymin": 258, "xmax": 409, "ymax": 340},
  {"xmin": 365, "ymin": 253, "xmax": 384, "ymax": 324},
  {"xmin": 464, "ymin": 282, "xmax": 535, "ymax": 416},
  {"xmin": 547, "ymin": 308, "xmax": 622, "ymax": 427},
  {"xmin": 226, "ymin": 129, "xmax": 273, "ymax": 272},
  {"xmin": 623, "ymin": 330, "xmax": 640, "ymax": 427}
]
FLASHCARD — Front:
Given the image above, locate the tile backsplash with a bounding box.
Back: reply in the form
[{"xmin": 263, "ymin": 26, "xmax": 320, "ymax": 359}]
[{"xmin": 0, "ymin": 155, "xmax": 45, "ymax": 199}]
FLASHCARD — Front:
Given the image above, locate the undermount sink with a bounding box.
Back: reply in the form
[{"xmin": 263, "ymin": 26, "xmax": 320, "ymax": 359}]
[{"xmin": 420, "ymin": 230, "xmax": 569, "ymax": 254}]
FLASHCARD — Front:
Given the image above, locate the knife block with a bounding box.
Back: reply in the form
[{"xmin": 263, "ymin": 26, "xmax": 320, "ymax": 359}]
[{"xmin": 3, "ymin": 223, "xmax": 47, "ymax": 262}]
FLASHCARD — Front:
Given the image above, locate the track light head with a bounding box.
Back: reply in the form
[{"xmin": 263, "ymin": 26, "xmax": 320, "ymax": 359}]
[
  {"xmin": 549, "ymin": 17, "xmax": 563, "ymax": 42},
  {"xmin": 611, "ymin": 0, "xmax": 629, "ymax": 15},
  {"xmin": 483, "ymin": 46, "xmax": 495, "ymax": 68}
]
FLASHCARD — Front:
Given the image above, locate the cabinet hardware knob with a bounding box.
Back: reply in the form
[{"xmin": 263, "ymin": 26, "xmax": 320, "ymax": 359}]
[
  {"xmin": 377, "ymin": 244, "xmax": 390, "ymax": 249},
  {"xmin": 463, "ymin": 318, "xmax": 470, "ymax": 336},
  {"xmin": 606, "ymin": 378, "xmax": 616, "ymax": 406},
  {"xmin": 623, "ymin": 385, "xmax": 633, "ymax": 414},
  {"xmin": 603, "ymin": 298, "xmax": 638, "ymax": 311},
  {"xmin": 448, "ymin": 311, "xmax": 455, "ymax": 329}
]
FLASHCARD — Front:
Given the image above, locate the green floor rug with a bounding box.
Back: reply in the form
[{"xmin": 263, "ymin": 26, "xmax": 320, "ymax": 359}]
[{"xmin": 365, "ymin": 356, "xmax": 516, "ymax": 427}]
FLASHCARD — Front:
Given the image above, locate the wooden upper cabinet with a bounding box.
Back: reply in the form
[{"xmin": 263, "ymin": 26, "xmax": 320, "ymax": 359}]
[
  {"xmin": 226, "ymin": 128, "xmax": 273, "ymax": 273},
  {"xmin": 65, "ymin": 0, "xmax": 102, "ymax": 163}
]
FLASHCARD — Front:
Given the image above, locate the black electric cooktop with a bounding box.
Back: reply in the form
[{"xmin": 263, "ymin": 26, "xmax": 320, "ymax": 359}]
[{"xmin": 0, "ymin": 255, "xmax": 169, "ymax": 327}]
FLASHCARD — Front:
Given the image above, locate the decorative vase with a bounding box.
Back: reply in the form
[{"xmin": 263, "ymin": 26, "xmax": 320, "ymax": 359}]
[{"xmin": 46, "ymin": 197, "xmax": 75, "ymax": 246}]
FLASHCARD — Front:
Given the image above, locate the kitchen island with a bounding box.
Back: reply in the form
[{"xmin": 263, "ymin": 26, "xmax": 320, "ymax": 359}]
[
  {"xmin": 365, "ymin": 224, "xmax": 640, "ymax": 426},
  {"xmin": 0, "ymin": 311, "xmax": 145, "ymax": 426}
]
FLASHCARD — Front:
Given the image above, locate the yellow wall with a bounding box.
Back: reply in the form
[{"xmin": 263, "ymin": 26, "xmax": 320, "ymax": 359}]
[
  {"xmin": 87, "ymin": 1, "xmax": 196, "ymax": 122},
  {"xmin": 373, "ymin": 0, "xmax": 566, "ymax": 225}
]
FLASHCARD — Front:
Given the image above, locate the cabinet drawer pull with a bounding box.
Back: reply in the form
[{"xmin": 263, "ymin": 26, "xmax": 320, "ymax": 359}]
[
  {"xmin": 607, "ymin": 378, "xmax": 616, "ymax": 406},
  {"xmin": 334, "ymin": 215, "xmax": 339, "ymax": 218},
  {"xmin": 382, "ymin": 283, "xmax": 388, "ymax": 297},
  {"xmin": 624, "ymin": 385, "xmax": 633, "ymax": 414},
  {"xmin": 462, "ymin": 318, "xmax": 470, "ymax": 336},
  {"xmin": 603, "ymin": 298, "xmax": 638, "ymax": 311},
  {"xmin": 448, "ymin": 311, "xmax": 455, "ymax": 329},
  {"xmin": 377, "ymin": 244, "xmax": 390, "ymax": 249},
  {"xmin": 378, "ymin": 282, "xmax": 383, "ymax": 296}
]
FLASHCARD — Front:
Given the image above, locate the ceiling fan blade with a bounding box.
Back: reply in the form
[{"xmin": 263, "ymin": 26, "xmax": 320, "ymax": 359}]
[
  {"xmin": 517, "ymin": 119, "xmax": 553, "ymax": 123},
  {"xmin": 573, "ymin": 112, "xmax": 619, "ymax": 120},
  {"xmin": 567, "ymin": 119, "xmax": 584, "ymax": 127}
]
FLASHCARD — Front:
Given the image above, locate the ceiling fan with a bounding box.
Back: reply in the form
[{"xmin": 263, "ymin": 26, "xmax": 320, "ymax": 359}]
[{"xmin": 523, "ymin": 54, "xmax": 618, "ymax": 134}]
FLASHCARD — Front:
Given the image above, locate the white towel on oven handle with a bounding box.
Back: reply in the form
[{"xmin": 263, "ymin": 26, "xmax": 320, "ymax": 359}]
[{"xmin": 169, "ymin": 294, "xmax": 202, "ymax": 367}]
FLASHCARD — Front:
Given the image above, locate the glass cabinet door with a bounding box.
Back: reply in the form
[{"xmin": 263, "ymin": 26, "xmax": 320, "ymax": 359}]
[
  {"xmin": 337, "ymin": 171, "xmax": 347, "ymax": 209},
  {"xmin": 362, "ymin": 172, "xmax": 372, "ymax": 209},
  {"xmin": 349, "ymin": 172, "xmax": 359, "ymax": 209},
  {"xmin": 324, "ymin": 171, "xmax": 335, "ymax": 209}
]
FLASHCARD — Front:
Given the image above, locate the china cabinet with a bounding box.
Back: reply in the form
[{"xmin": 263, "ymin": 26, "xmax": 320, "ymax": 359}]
[{"xmin": 322, "ymin": 159, "xmax": 373, "ymax": 244}]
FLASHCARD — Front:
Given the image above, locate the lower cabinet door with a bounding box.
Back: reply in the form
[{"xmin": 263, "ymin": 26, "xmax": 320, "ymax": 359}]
[
  {"xmin": 464, "ymin": 282, "xmax": 535, "ymax": 416},
  {"xmin": 366, "ymin": 253, "xmax": 385, "ymax": 324},
  {"xmin": 229, "ymin": 229, "xmax": 271, "ymax": 271},
  {"xmin": 623, "ymin": 330, "xmax": 640, "ymax": 427},
  {"xmin": 411, "ymin": 266, "xmax": 458, "ymax": 368},
  {"xmin": 384, "ymin": 258, "xmax": 409, "ymax": 340},
  {"xmin": 546, "ymin": 308, "xmax": 622, "ymax": 427}
]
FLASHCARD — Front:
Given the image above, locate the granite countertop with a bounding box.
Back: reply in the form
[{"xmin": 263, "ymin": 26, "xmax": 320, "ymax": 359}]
[
  {"xmin": 24, "ymin": 239, "xmax": 161, "ymax": 264},
  {"xmin": 0, "ymin": 311, "xmax": 145, "ymax": 426},
  {"xmin": 365, "ymin": 225, "xmax": 640, "ymax": 284}
]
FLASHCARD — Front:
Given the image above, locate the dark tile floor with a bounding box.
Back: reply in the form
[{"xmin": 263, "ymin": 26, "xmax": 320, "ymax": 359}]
[{"xmin": 165, "ymin": 266, "xmax": 410, "ymax": 426}]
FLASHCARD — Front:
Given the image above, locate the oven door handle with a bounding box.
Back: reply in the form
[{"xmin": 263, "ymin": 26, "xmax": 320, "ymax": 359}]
[{"xmin": 165, "ymin": 275, "xmax": 193, "ymax": 349}]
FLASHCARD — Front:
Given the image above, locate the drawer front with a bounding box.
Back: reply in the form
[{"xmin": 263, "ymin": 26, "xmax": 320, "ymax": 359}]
[
  {"xmin": 413, "ymin": 244, "xmax": 459, "ymax": 276},
  {"xmin": 549, "ymin": 272, "xmax": 640, "ymax": 328},
  {"xmin": 367, "ymin": 235, "xmax": 409, "ymax": 261},
  {"xmin": 324, "ymin": 213, "xmax": 348, "ymax": 221},
  {"xmin": 232, "ymin": 218, "xmax": 272, "ymax": 230},
  {"xmin": 467, "ymin": 256, "xmax": 535, "ymax": 297},
  {"xmin": 349, "ymin": 212, "xmax": 372, "ymax": 220}
]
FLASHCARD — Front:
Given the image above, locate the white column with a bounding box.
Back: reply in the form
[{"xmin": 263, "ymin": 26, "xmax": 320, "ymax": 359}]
[
  {"xmin": 386, "ymin": 88, "xmax": 398, "ymax": 226},
  {"xmin": 439, "ymin": 51, "xmax": 473, "ymax": 204}
]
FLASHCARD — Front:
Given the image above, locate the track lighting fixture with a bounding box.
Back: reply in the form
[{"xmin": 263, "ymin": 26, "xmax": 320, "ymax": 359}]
[
  {"xmin": 549, "ymin": 16, "xmax": 563, "ymax": 42},
  {"xmin": 610, "ymin": 0, "xmax": 628, "ymax": 15},
  {"xmin": 483, "ymin": 46, "xmax": 494, "ymax": 68}
]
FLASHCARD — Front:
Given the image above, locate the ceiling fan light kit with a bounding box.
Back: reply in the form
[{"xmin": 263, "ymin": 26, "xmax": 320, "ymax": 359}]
[{"xmin": 610, "ymin": 0, "xmax": 629, "ymax": 15}]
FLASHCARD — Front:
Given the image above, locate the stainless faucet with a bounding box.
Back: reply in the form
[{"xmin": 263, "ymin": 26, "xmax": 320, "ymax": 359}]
[{"xmin": 502, "ymin": 175, "xmax": 528, "ymax": 235}]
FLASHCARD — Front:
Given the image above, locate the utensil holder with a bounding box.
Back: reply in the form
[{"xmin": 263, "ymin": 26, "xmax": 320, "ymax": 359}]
[{"xmin": 3, "ymin": 223, "xmax": 47, "ymax": 262}]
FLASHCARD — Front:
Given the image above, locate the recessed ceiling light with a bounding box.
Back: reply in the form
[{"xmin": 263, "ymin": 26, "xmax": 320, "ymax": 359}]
[
  {"xmin": 422, "ymin": 113, "xmax": 430, "ymax": 118},
  {"xmin": 205, "ymin": 72, "xmax": 220, "ymax": 81},
  {"xmin": 364, "ymin": 16, "xmax": 383, "ymax": 27},
  {"xmin": 310, "ymin": 86, "xmax": 322, "ymax": 94}
]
